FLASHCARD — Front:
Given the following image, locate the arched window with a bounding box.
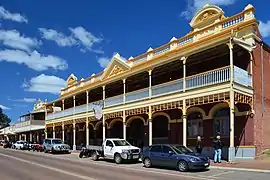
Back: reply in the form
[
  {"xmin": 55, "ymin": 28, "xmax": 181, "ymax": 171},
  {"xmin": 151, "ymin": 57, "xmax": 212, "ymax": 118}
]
[
  {"xmin": 187, "ymin": 112, "xmax": 203, "ymax": 137},
  {"xmin": 213, "ymin": 108, "xmax": 230, "ymax": 136}
]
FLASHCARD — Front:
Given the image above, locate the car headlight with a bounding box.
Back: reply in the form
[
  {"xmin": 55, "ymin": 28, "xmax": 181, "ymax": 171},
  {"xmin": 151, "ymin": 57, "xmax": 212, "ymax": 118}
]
[
  {"xmin": 122, "ymin": 150, "xmax": 130, "ymax": 153},
  {"xmin": 188, "ymin": 157, "xmax": 200, "ymax": 162}
]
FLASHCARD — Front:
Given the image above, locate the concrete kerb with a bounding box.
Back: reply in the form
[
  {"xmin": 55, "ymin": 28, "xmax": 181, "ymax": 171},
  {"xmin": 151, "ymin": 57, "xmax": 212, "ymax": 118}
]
[{"xmin": 210, "ymin": 165, "xmax": 270, "ymax": 173}]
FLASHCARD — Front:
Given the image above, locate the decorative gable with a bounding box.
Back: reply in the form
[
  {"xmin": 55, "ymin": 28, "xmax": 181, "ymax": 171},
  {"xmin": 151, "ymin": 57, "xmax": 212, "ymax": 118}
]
[
  {"xmin": 190, "ymin": 4, "xmax": 225, "ymax": 31},
  {"xmin": 108, "ymin": 65, "xmax": 125, "ymax": 78},
  {"xmin": 67, "ymin": 73, "xmax": 78, "ymax": 87},
  {"xmin": 101, "ymin": 53, "xmax": 131, "ymax": 80}
]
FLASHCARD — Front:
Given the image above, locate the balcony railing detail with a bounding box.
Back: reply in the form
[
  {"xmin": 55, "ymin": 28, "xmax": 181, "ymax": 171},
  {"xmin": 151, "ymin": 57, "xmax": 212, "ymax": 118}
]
[
  {"xmin": 104, "ymin": 95, "xmax": 123, "ymax": 108},
  {"xmin": 222, "ymin": 15, "xmax": 244, "ymax": 29},
  {"xmin": 74, "ymin": 104, "xmax": 87, "ymax": 114},
  {"xmin": 234, "ymin": 66, "xmax": 252, "ymax": 87},
  {"xmin": 47, "ymin": 66, "xmax": 252, "ymax": 121},
  {"xmin": 126, "ymin": 88, "xmax": 149, "ymax": 102},
  {"xmin": 152, "ymin": 79, "xmax": 183, "ymax": 97},
  {"xmin": 186, "ymin": 67, "xmax": 230, "ymax": 89}
]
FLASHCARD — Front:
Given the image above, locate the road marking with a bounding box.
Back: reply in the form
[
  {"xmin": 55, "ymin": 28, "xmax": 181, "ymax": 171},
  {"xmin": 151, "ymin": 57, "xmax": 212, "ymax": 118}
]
[
  {"xmin": 0, "ymin": 150, "xmax": 215, "ymax": 180},
  {"xmin": 0, "ymin": 153, "xmax": 97, "ymax": 180},
  {"xmin": 209, "ymin": 171, "xmax": 235, "ymax": 177}
]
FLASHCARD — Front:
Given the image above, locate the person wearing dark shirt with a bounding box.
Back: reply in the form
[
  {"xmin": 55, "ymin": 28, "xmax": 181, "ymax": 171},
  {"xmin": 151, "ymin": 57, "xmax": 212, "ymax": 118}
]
[
  {"xmin": 196, "ymin": 136, "xmax": 203, "ymax": 154},
  {"xmin": 212, "ymin": 134, "xmax": 223, "ymax": 163}
]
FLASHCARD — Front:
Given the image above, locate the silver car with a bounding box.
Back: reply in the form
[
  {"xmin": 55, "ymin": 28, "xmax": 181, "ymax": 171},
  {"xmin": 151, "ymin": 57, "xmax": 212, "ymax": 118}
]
[{"xmin": 43, "ymin": 138, "xmax": 70, "ymax": 154}]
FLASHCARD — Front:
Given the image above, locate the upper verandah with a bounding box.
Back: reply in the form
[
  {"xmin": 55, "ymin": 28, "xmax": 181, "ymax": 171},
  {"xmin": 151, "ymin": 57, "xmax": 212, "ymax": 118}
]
[{"xmin": 59, "ymin": 4, "xmax": 256, "ymax": 98}]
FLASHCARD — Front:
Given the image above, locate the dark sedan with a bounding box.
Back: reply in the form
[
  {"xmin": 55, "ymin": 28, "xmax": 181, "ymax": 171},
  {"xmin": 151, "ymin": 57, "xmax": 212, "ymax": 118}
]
[{"xmin": 142, "ymin": 144, "xmax": 210, "ymax": 172}]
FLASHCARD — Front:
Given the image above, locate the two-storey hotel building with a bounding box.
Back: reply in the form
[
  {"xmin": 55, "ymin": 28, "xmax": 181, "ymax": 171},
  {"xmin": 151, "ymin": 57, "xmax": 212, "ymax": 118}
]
[{"xmin": 44, "ymin": 4, "xmax": 270, "ymax": 161}]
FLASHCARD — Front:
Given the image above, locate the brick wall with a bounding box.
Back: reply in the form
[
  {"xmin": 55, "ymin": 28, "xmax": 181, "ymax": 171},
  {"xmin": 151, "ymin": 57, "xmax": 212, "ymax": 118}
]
[{"xmin": 252, "ymin": 41, "xmax": 270, "ymax": 154}]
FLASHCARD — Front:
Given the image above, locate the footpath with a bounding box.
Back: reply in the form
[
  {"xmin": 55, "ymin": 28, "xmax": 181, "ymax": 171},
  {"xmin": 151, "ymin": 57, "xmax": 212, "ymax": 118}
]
[{"xmin": 210, "ymin": 159, "xmax": 270, "ymax": 172}]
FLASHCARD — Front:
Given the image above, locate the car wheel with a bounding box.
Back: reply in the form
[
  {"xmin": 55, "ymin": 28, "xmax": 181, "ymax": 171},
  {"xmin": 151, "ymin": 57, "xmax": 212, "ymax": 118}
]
[
  {"xmin": 143, "ymin": 158, "xmax": 152, "ymax": 168},
  {"xmin": 91, "ymin": 151, "xmax": 99, "ymax": 161},
  {"xmin": 178, "ymin": 160, "xmax": 189, "ymax": 172},
  {"xmin": 114, "ymin": 153, "xmax": 122, "ymax": 164},
  {"xmin": 51, "ymin": 148, "xmax": 55, "ymax": 154}
]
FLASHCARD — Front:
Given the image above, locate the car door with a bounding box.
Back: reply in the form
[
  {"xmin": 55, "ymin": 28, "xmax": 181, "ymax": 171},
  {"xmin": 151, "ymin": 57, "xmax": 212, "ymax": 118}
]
[
  {"xmin": 104, "ymin": 140, "xmax": 114, "ymax": 159},
  {"xmin": 46, "ymin": 140, "xmax": 52, "ymax": 150},
  {"xmin": 161, "ymin": 145, "xmax": 179, "ymax": 168},
  {"xmin": 149, "ymin": 145, "xmax": 163, "ymax": 166}
]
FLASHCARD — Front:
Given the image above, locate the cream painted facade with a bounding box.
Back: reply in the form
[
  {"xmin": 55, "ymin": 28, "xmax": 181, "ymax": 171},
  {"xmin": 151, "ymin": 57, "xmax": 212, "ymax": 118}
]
[{"xmin": 45, "ymin": 4, "xmax": 261, "ymax": 161}]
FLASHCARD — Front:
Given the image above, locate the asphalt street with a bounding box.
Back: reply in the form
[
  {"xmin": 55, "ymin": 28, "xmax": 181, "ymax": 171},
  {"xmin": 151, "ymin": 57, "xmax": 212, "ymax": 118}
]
[{"xmin": 0, "ymin": 148, "xmax": 270, "ymax": 180}]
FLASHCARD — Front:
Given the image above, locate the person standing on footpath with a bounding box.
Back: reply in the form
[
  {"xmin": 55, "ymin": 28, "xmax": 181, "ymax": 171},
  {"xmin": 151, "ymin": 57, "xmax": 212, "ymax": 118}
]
[
  {"xmin": 212, "ymin": 133, "xmax": 223, "ymax": 163},
  {"xmin": 195, "ymin": 136, "xmax": 203, "ymax": 155}
]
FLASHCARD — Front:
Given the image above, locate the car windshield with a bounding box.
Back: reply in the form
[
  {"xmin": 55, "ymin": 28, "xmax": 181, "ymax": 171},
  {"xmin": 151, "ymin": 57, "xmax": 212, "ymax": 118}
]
[
  {"xmin": 113, "ymin": 140, "xmax": 131, "ymax": 146},
  {"xmin": 52, "ymin": 140, "xmax": 63, "ymax": 144},
  {"xmin": 172, "ymin": 145, "xmax": 194, "ymax": 154}
]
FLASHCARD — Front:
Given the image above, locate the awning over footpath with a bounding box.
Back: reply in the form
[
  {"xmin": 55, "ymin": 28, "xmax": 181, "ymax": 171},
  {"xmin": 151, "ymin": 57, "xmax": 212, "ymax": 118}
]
[
  {"xmin": 0, "ymin": 129, "xmax": 15, "ymax": 135},
  {"xmin": 15, "ymin": 125, "xmax": 45, "ymax": 133}
]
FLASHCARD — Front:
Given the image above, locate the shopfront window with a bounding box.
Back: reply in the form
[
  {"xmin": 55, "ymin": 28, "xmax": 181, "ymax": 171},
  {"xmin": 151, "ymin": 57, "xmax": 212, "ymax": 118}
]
[
  {"xmin": 187, "ymin": 112, "xmax": 203, "ymax": 137},
  {"xmin": 213, "ymin": 108, "xmax": 230, "ymax": 136}
]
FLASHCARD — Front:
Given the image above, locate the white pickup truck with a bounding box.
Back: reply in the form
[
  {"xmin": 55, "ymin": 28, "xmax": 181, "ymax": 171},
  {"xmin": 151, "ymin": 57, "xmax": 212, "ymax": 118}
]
[{"xmin": 86, "ymin": 138, "xmax": 141, "ymax": 164}]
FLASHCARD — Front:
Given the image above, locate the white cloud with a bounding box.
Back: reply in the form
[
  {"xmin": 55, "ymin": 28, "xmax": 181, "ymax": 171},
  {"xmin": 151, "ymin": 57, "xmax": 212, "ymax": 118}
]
[
  {"xmin": 259, "ymin": 20, "xmax": 270, "ymax": 38},
  {"xmin": 9, "ymin": 98, "xmax": 37, "ymax": 103},
  {"xmin": 38, "ymin": 28, "xmax": 76, "ymax": 47},
  {"xmin": 0, "ymin": 29, "xmax": 41, "ymax": 52},
  {"xmin": 22, "ymin": 74, "xmax": 66, "ymax": 94},
  {"xmin": 0, "ymin": 6, "xmax": 28, "ymax": 23},
  {"xmin": 98, "ymin": 57, "xmax": 110, "ymax": 68},
  {"xmin": 69, "ymin": 26, "xmax": 102, "ymax": 51},
  {"xmin": 39, "ymin": 26, "xmax": 103, "ymax": 53},
  {"xmin": 0, "ymin": 104, "xmax": 10, "ymax": 110},
  {"xmin": 0, "ymin": 49, "xmax": 68, "ymax": 71},
  {"xmin": 180, "ymin": 0, "xmax": 235, "ymax": 20}
]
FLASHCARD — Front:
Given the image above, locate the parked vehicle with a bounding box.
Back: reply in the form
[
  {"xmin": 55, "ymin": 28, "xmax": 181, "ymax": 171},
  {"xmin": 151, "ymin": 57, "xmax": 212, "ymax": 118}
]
[
  {"xmin": 0, "ymin": 140, "xmax": 5, "ymax": 146},
  {"xmin": 12, "ymin": 141, "xmax": 27, "ymax": 150},
  {"xmin": 26, "ymin": 143, "xmax": 42, "ymax": 151},
  {"xmin": 142, "ymin": 144, "xmax": 210, "ymax": 172},
  {"xmin": 85, "ymin": 138, "xmax": 141, "ymax": 164},
  {"xmin": 79, "ymin": 147, "xmax": 91, "ymax": 158},
  {"xmin": 43, "ymin": 138, "xmax": 70, "ymax": 154},
  {"xmin": 3, "ymin": 140, "xmax": 12, "ymax": 148}
]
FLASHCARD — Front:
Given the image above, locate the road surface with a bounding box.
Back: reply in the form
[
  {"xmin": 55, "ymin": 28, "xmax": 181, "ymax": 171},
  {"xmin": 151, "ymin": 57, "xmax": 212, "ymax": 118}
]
[{"xmin": 0, "ymin": 148, "xmax": 270, "ymax": 180}]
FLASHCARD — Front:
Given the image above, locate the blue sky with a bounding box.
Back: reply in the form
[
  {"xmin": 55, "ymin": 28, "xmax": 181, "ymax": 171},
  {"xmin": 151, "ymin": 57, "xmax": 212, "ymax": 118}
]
[{"xmin": 0, "ymin": 0, "xmax": 270, "ymax": 123}]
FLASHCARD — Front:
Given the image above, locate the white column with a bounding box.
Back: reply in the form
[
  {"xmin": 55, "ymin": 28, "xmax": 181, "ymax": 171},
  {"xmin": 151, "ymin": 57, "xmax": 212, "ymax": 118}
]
[
  {"xmin": 148, "ymin": 106, "xmax": 152, "ymax": 145},
  {"xmin": 36, "ymin": 133, "xmax": 39, "ymax": 143},
  {"xmin": 102, "ymin": 115, "xmax": 106, "ymax": 140},
  {"xmin": 62, "ymin": 123, "xmax": 65, "ymax": 142},
  {"xmin": 86, "ymin": 119, "xmax": 89, "ymax": 146},
  {"xmin": 229, "ymin": 40, "xmax": 235, "ymax": 148},
  {"xmin": 73, "ymin": 121, "xmax": 76, "ymax": 150},
  {"xmin": 181, "ymin": 57, "xmax": 187, "ymax": 92},
  {"xmin": 29, "ymin": 132, "xmax": 32, "ymax": 142},
  {"xmin": 73, "ymin": 96, "xmax": 76, "ymax": 114},
  {"xmin": 148, "ymin": 70, "xmax": 152, "ymax": 98},
  {"xmin": 86, "ymin": 91, "xmax": 89, "ymax": 112},
  {"xmin": 249, "ymin": 51, "xmax": 253, "ymax": 88},
  {"xmin": 182, "ymin": 99, "xmax": 187, "ymax": 146},
  {"xmin": 123, "ymin": 110, "xmax": 126, "ymax": 140},
  {"xmin": 53, "ymin": 124, "xmax": 55, "ymax": 139},
  {"xmin": 44, "ymin": 129, "xmax": 47, "ymax": 139},
  {"xmin": 102, "ymin": 85, "xmax": 106, "ymax": 141},
  {"xmin": 123, "ymin": 79, "xmax": 126, "ymax": 104}
]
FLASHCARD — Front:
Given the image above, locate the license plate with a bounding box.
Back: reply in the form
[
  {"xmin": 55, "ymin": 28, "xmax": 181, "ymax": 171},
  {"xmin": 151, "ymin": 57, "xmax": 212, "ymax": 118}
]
[
  {"xmin": 204, "ymin": 163, "xmax": 209, "ymax": 166},
  {"xmin": 133, "ymin": 155, "xmax": 139, "ymax": 159}
]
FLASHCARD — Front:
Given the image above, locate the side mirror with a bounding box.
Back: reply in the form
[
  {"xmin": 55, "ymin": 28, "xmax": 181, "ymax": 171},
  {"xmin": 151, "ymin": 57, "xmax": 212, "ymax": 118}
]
[{"xmin": 169, "ymin": 151, "xmax": 174, "ymax": 154}]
